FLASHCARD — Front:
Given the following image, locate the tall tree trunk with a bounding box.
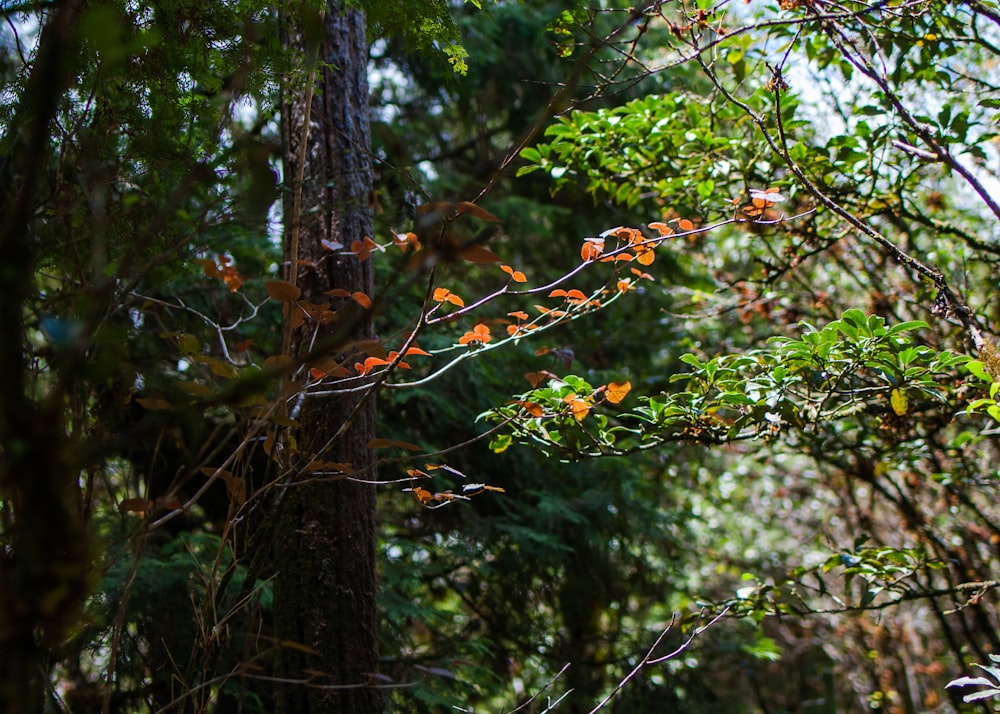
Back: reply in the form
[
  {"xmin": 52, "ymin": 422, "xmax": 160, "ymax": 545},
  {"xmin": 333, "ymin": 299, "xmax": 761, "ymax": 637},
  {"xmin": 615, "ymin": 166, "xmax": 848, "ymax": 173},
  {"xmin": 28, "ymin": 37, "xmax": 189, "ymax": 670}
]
[{"xmin": 275, "ymin": 3, "xmax": 381, "ymax": 712}]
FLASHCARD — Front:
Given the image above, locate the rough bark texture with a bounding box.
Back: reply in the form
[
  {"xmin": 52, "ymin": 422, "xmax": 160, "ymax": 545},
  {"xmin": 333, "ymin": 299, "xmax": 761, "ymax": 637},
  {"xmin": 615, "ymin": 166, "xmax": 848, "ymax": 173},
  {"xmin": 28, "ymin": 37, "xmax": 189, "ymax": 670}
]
[{"xmin": 274, "ymin": 3, "xmax": 382, "ymax": 713}]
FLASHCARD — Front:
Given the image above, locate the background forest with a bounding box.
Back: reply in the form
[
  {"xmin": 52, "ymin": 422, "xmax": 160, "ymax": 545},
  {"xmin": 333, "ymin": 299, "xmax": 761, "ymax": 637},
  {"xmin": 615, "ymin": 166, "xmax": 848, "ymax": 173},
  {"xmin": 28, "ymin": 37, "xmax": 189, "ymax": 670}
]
[{"xmin": 3, "ymin": 0, "xmax": 1000, "ymax": 712}]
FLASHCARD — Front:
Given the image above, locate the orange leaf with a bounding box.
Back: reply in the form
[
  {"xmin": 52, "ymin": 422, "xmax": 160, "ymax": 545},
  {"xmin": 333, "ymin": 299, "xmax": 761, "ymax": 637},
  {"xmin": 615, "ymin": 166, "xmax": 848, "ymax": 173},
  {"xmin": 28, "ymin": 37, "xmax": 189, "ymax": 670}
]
[
  {"xmin": 351, "ymin": 291, "xmax": 373, "ymax": 309},
  {"xmin": 325, "ymin": 288, "xmax": 351, "ymax": 298},
  {"xmin": 512, "ymin": 400, "xmax": 545, "ymax": 417},
  {"xmin": 617, "ymin": 279, "xmax": 631, "ymax": 293},
  {"xmin": 195, "ymin": 258, "xmax": 222, "ymax": 279},
  {"xmin": 459, "ymin": 323, "xmax": 491, "ymax": 345},
  {"xmin": 404, "ymin": 346, "xmax": 432, "ymax": 357},
  {"xmin": 549, "ymin": 289, "xmax": 567, "ymax": 298},
  {"xmin": 630, "ymin": 267, "xmax": 653, "ymax": 280},
  {"xmin": 433, "ymin": 287, "xmax": 465, "ymax": 307},
  {"xmin": 581, "ymin": 238, "xmax": 604, "ymax": 262},
  {"xmin": 362, "ymin": 356, "xmax": 389, "ymax": 372},
  {"xmin": 605, "ymin": 380, "xmax": 632, "ymax": 404},
  {"xmin": 501, "ymin": 265, "xmax": 527, "ymax": 282},
  {"xmin": 393, "ymin": 232, "xmax": 421, "ymax": 252},
  {"xmin": 648, "ymin": 222, "xmax": 674, "ymax": 237},
  {"xmin": 416, "ymin": 201, "xmax": 454, "ymax": 215},
  {"xmin": 749, "ymin": 188, "xmax": 786, "ymax": 204},
  {"xmin": 454, "ymin": 201, "xmax": 501, "ymax": 222},
  {"xmin": 265, "ymin": 280, "xmax": 302, "ymax": 302},
  {"xmin": 368, "ymin": 438, "xmax": 394, "ymax": 449},
  {"xmin": 410, "ymin": 486, "xmax": 434, "ymax": 505},
  {"xmin": 677, "ymin": 218, "xmax": 695, "ymax": 231},
  {"xmin": 565, "ymin": 289, "xmax": 587, "ymax": 302},
  {"xmin": 636, "ymin": 249, "xmax": 655, "ymax": 266},
  {"xmin": 564, "ymin": 396, "xmax": 591, "ymax": 422},
  {"xmin": 508, "ymin": 311, "xmax": 529, "ymax": 321},
  {"xmin": 119, "ymin": 498, "xmax": 154, "ymax": 514},
  {"xmin": 525, "ymin": 370, "xmax": 557, "ymax": 387},
  {"xmin": 457, "ymin": 244, "xmax": 502, "ymax": 264},
  {"xmin": 350, "ymin": 236, "xmax": 379, "ymax": 261}
]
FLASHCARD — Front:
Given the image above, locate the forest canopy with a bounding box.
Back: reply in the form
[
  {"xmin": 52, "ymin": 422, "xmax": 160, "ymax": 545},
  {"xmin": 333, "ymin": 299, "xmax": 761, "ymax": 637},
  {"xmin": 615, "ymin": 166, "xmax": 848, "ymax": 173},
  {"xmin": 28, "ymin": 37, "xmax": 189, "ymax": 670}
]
[{"xmin": 2, "ymin": 0, "xmax": 1000, "ymax": 712}]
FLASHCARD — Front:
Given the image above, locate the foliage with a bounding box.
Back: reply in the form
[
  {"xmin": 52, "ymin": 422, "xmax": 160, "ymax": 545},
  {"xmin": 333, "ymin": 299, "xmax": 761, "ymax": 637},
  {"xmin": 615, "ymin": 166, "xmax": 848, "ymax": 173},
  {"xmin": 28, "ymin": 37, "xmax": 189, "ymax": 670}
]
[{"xmin": 5, "ymin": 0, "xmax": 1000, "ymax": 712}]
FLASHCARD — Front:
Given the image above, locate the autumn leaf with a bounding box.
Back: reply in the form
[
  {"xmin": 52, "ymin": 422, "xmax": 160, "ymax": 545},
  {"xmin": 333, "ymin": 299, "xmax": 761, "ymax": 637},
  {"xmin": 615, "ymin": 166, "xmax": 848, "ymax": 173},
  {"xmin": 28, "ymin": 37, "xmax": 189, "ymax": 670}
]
[
  {"xmin": 355, "ymin": 356, "xmax": 390, "ymax": 376},
  {"xmin": 433, "ymin": 287, "xmax": 465, "ymax": 307},
  {"xmin": 581, "ymin": 238, "xmax": 604, "ymax": 261},
  {"xmin": 457, "ymin": 244, "xmax": 502, "ymax": 264},
  {"xmin": 459, "ymin": 323, "xmax": 491, "ymax": 345},
  {"xmin": 393, "ymin": 231, "xmax": 421, "ymax": 252},
  {"xmin": 351, "ymin": 291, "xmax": 373, "ymax": 309},
  {"xmin": 501, "ymin": 264, "xmax": 527, "ymax": 282},
  {"xmin": 454, "ymin": 201, "xmax": 501, "ymax": 222},
  {"xmin": 676, "ymin": 218, "xmax": 695, "ymax": 231},
  {"xmin": 350, "ymin": 236, "xmax": 379, "ymax": 261},
  {"xmin": 564, "ymin": 396, "xmax": 591, "ymax": 421},
  {"xmin": 265, "ymin": 280, "xmax": 302, "ymax": 302},
  {"xmin": 512, "ymin": 400, "xmax": 544, "ymax": 417},
  {"xmin": 605, "ymin": 381, "xmax": 632, "ymax": 404},
  {"xmin": 119, "ymin": 498, "xmax": 154, "ymax": 514},
  {"xmin": 749, "ymin": 188, "xmax": 787, "ymax": 204},
  {"xmin": 648, "ymin": 221, "xmax": 674, "ymax": 237}
]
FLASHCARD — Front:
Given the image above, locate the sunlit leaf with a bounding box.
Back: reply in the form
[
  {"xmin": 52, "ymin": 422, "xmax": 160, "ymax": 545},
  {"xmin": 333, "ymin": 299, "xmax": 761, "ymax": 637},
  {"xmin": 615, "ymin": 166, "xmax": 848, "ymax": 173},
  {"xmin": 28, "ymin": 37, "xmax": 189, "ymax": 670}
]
[{"xmin": 605, "ymin": 381, "xmax": 632, "ymax": 404}]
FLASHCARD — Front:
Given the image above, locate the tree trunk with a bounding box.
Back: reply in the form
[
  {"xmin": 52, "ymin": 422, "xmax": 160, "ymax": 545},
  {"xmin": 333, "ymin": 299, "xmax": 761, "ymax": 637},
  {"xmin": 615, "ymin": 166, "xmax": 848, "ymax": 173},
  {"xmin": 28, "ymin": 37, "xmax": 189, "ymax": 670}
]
[{"xmin": 274, "ymin": 3, "xmax": 381, "ymax": 712}]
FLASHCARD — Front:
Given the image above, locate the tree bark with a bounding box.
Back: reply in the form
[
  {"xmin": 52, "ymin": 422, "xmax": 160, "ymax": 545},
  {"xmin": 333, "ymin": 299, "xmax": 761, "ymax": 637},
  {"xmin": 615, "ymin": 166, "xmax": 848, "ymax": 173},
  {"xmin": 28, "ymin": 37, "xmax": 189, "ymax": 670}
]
[{"xmin": 275, "ymin": 3, "xmax": 381, "ymax": 712}]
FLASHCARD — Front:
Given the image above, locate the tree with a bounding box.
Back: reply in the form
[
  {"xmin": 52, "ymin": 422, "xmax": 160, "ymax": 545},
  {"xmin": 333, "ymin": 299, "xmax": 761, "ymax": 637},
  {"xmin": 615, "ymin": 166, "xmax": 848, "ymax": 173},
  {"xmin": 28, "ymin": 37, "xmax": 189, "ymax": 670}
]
[
  {"xmin": 272, "ymin": 2, "xmax": 380, "ymax": 711},
  {"xmin": 5, "ymin": 0, "xmax": 1000, "ymax": 712}
]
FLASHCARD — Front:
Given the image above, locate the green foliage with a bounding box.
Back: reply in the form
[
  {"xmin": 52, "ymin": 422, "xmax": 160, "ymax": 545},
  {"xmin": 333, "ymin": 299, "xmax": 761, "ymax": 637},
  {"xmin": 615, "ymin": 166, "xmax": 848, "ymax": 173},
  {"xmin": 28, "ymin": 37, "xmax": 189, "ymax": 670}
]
[{"xmin": 7, "ymin": 0, "xmax": 1000, "ymax": 711}]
